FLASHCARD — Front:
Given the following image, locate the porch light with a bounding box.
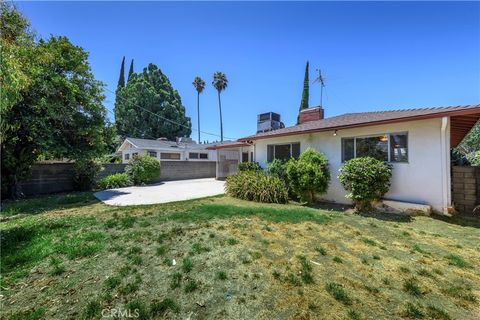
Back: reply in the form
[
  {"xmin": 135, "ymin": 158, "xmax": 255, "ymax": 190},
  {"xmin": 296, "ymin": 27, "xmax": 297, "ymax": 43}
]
[
  {"xmin": 333, "ymin": 130, "xmax": 337, "ymax": 136},
  {"xmin": 379, "ymin": 134, "xmax": 388, "ymax": 142}
]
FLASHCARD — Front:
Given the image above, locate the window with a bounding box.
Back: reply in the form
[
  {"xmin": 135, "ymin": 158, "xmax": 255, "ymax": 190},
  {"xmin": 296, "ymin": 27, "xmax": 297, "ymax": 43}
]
[
  {"xmin": 242, "ymin": 152, "xmax": 249, "ymax": 162},
  {"xmin": 148, "ymin": 151, "xmax": 157, "ymax": 158},
  {"xmin": 189, "ymin": 152, "xmax": 199, "ymax": 159},
  {"xmin": 124, "ymin": 153, "xmax": 130, "ymax": 160},
  {"xmin": 160, "ymin": 153, "xmax": 181, "ymax": 160},
  {"xmin": 132, "ymin": 152, "xmax": 138, "ymax": 158},
  {"xmin": 199, "ymin": 153, "xmax": 208, "ymax": 159},
  {"xmin": 267, "ymin": 142, "xmax": 300, "ymax": 162},
  {"xmin": 341, "ymin": 133, "xmax": 408, "ymax": 163}
]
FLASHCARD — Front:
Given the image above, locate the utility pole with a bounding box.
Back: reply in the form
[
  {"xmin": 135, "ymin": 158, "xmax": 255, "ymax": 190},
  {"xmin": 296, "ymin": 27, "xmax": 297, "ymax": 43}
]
[{"xmin": 313, "ymin": 69, "xmax": 325, "ymax": 107}]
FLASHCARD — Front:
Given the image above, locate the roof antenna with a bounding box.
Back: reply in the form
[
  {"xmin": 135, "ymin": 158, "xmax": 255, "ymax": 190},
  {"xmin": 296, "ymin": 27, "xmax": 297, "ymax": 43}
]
[{"xmin": 312, "ymin": 69, "xmax": 326, "ymax": 107}]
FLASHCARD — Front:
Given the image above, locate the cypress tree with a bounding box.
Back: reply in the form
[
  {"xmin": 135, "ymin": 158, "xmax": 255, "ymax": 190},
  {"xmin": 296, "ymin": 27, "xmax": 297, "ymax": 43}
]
[
  {"xmin": 298, "ymin": 61, "xmax": 309, "ymax": 124},
  {"xmin": 117, "ymin": 56, "xmax": 125, "ymax": 88},
  {"xmin": 127, "ymin": 59, "xmax": 134, "ymax": 82}
]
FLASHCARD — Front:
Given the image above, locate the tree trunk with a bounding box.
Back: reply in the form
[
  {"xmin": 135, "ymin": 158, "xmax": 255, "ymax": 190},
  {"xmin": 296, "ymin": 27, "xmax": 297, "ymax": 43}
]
[
  {"xmin": 197, "ymin": 92, "xmax": 201, "ymax": 143},
  {"xmin": 218, "ymin": 91, "xmax": 223, "ymax": 142}
]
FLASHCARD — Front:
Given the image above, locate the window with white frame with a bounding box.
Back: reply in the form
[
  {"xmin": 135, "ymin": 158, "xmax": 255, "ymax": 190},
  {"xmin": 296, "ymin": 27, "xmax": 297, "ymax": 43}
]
[
  {"xmin": 161, "ymin": 152, "xmax": 181, "ymax": 160},
  {"xmin": 341, "ymin": 132, "xmax": 408, "ymax": 163},
  {"xmin": 189, "ymin": 152, "xmax": 208, "ymax": 160},
  {"xmin": 124, "ymin": 153, "xmax": 130, "ymax": 160},
  {"xmin": 148, "ymin": 151, "xmax": 157, "ymax": 158},
  {"xmin": 267, "ymin": 142, "xmax": 300, "ymax": 162}
]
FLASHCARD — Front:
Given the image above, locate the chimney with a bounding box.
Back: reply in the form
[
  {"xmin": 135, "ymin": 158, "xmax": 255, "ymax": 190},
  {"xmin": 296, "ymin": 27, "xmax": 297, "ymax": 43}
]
[{"xmin": 299, "ymin": 106, "xmax": 324, "ymax": 124}]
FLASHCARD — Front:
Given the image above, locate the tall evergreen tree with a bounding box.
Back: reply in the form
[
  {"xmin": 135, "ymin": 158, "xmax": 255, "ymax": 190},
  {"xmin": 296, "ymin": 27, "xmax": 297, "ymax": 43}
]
[
  {"xmin": 115, "ymin": 63, "xmax": 191, "ymax": 140},
  {"xmin": 127, "ymin": 59, "xmax": 134, "ymax": 82},
  {"xmin": 192, "ymin": 76, "xmax": 206, "ymax": 143},
  {"xmin": 212, "ymin": 72, "xmax": 228, "ymax": 142},
  {"xmin": 117, "ymin": 56, "xmax": 125, "ymax": 88},
  {"xmin": 298, "ymin": 61, "xmax": 309, "ymax": 124}
]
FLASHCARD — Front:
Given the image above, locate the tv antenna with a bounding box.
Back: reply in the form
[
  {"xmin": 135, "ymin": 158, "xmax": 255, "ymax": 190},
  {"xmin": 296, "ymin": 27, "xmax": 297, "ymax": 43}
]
[{"xmin": 312, "ymin": 69, "xmax": 326, "ymax": 107}]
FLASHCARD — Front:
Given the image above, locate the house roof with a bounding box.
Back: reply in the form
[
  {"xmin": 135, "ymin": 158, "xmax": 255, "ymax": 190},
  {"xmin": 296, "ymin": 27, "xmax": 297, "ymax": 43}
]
[
  {"xmin": 238, "ymin": 104, "xmax": 480, "ymax": 144},
  {"xmin": 206, "ymin": 141, "xmax": 251, "ymax": 150},
  {"xmin": 118, "ymin": 137, "xmax": 217, "ymax": 152}
]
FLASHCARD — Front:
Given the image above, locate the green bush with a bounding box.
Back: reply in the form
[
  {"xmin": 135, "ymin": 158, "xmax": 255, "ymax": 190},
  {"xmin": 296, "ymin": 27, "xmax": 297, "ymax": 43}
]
[
  {"xmin": 265, "ymin": 159, "xmax": 287, "ymax": 180},
  {"xmin": 238, "ymin": 162, "xmax": 262, "ymax": 172},
  {"xmin": 97, "ymin": 173, "xmax": 132, "ymax": 189},
  {"xmin": 466, "ymin": 151, "xmax": 480, "ymax": 166},
  {"xmin": 338, "ymin": 157, "xmax": 392, "ymax": 211},
  {"xmin": 73, "ymin": 159, "xmax": 101, "ymax": 191},
  {"xmin": 225, "ymin": 171, "xmax": 288, "ymax": 204},
  {"xmin": 125, "ymin": 155, "xmax": 161, "ymax": 185},
  {"xmin": 285, "ymin": 148, "xmax": 330, "ymax": 203}
]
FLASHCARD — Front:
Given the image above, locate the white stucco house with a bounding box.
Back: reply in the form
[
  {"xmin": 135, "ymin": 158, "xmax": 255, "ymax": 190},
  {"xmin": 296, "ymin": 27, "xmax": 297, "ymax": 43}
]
[
  {"xmin": 211, "ymin": 104, "xmax": 480, "ymax": 214},
  {"xmin": 117, "ymin": 137, "xmax": 218, "ymax": 164}
]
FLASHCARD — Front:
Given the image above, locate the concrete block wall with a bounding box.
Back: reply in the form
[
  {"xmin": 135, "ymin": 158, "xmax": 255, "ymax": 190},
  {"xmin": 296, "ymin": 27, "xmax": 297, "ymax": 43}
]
[
  {"xmin": 452, "ymin": 166, "xmax": 480, "ymax": 214},
  {"xmin": 157, "ymin": 161, "xmax": 216, "ymax": 181}
]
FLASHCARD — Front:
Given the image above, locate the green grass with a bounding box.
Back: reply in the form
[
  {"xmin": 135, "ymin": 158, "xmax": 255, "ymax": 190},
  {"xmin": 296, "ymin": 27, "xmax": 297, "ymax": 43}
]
[{"xmin": 1, "ymin": 193, "xmax": 479, "ymax": 320}]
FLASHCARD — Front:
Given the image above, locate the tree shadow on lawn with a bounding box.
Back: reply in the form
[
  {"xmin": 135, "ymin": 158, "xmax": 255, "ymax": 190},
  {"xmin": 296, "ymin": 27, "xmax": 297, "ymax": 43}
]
[
  {"xmin": 432, "ymin": 214, "xmax": 480, "ymax": 228},
  {"xmin": 1, "ymin": 192, "xmax": 99, "ymax": 218}
]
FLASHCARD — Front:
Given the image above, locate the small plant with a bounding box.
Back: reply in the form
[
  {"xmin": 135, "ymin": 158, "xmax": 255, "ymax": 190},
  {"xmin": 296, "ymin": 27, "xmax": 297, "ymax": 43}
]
[
  {"xmin": 403, "ymin": 302, "xmax": 424, "ymax": 319},
  {"xmin": 285, "ymin": 148, "xmax": 330, "ymax": 203},
  {"xmin": 411, "ymin": 244, "xmax": 428, "ymax": 254},
  {"xmin": 445, "ymin": 254, "xmax": 468, "ymax": 268},
  {"xmin": 126, "ymin": 300, "xmax": 148, "ymax": 320},
  {"xmin": 83, "ymin": 299, "xmax": 101, "ymax": 319},
  {"xmin": 403, "ymin": 277, "xmax": 423, "ymax": 296},
  {"xmin": 49, "ymin": 256, "xmax": 65, "ymax": 276},
  {"xmin": 216, "ymin": 271, "xmax": 227, "ymax": 280},
  {"xmin": 333, "ymin": 256, "xmax": 343, "ymax": 263},
  {"xmin": 150, "ymin": 298, "xmax": 180, "ymax": 316},
  {"xmin": 125, "ymin": 155, "xmax": 161, "ymax": 185},
  {"xmin": 227, "ymin": 237, "xmax": 239, "ymax": 245},
  {"xmin": 238, "ymin": 161, "xmax": 262, "ymax": 172},
  {"xmin": 417, "ymin": 268, "xmax": 434, "ymax": 278},
  {"xmin": 170, "ymin": 272, "xmax": 182, "ymax": 289},
  {"xmin": 299, "ymin": 256, "xmax": 314, "ymax": 284},
  {"xmin": 156, "ymin": 246, "xmax": 167, "ymax": 256},
  {"xmin": 190, "ymin": 242, "xmax": 211, "ymax": 254},
  {"xmin": 399, "ymin": 266, "xmax": 411, "ymax": 273},
  {"xmin": 184, "ymin": 280, "xmax": 198, "ymax": 293},
  {"xmin": 286, "ymin": 273, "xmax": 302, "ymax": 286},
  {"xmin": 104, "ymin": 275, "xmax": 121, "ymax": 289},
  {"xmin": 348, "ymin": 309, "xmax": 362, "ymax": 320},
  {"xmin": 182, "ymin": 257, "xmax": 193, "ymax": 273},
  {"xmin": 97, "ymin": 173, "xmax": 132, "ymax": 189},
  {"xmin": 225, "ymin": 171, "xmax": 288, "ymax": 204},
  {"xmin": 372, "ymin": 255, "xmax": 381, "ymax": 260},
  {"xmin": 272, "ymin": 270, "xmax": 281, "ymax": 280},
  {"xmin": 362, "ymin": 238, "xmax": 376, "ymax": 246},
  {"xmin": 325, "ymin": 282, "xmax": 352, "ymax": 305},
  {"xmin": 315, "ymin": 246, "xmax": 327, "ymax": 256},
  {"xmin": 338, "ymin": 157, "xmax": 392, "ymax": 211},
  {"xmin": 426, "ymin": 305, "xmax": 451, "ymax": 320}
]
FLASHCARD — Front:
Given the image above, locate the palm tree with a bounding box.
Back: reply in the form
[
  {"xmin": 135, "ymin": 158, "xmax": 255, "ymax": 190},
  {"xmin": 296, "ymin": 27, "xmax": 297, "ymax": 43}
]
[
  {"xmin": 212, "ymin": 72, "xmax": 228, "ymax": 142},
  {"xmin": 192, "ymin": 76, "xmax": 206, "ymax": 143}
]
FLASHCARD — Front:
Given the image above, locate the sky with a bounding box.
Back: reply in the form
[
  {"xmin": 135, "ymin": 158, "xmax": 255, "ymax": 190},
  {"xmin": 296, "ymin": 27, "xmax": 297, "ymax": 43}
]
[{"xmin": 16, "ymin": 1, "xmax": 480, "ymax": 142}]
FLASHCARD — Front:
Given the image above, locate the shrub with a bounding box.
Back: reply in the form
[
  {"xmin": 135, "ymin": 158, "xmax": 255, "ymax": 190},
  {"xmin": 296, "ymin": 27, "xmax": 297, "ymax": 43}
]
[
  {"xmin": 97, "ymin": 173, "xmax": 131, "ymax": 189},
  {"xmin": 125, "ymin": 155, "xmax": 161, "ymax": 185},
  {"xmin": 238, "ymin": 161, "xmax": 262, "ymax": 172},
  {"xmin": 466, "ymin": 151, "xmax": 480, "ymax": 166},
  {"xmin": 338, "ymin": 157, "xmax": 392, "ymax": 211},
  {"xmin": 225, "ymin": 171, "xmax": 288, "ymax": 204},
  {"xmin": 265, "ymin": 159, "xmax": 287, "ymax": 179},
  {"xmin": 285, "ymin": 148, "xmax": 330, "ymax": 203},
  {"xmin": 73, "ymin": 159, "xmax": 101, "ymax": 191}
]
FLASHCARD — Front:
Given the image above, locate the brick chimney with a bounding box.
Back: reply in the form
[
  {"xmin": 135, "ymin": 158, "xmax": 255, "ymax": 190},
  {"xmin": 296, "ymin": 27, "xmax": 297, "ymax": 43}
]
[{"xmin": 299, "ymin": 106, "xmax": 324, "ymax": 124}]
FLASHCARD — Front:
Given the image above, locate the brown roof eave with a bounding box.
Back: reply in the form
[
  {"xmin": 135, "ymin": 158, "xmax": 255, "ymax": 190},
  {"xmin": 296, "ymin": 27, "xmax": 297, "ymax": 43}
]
[{"xmin": 239, "ymin": 107, "xmax": 480, "ymax": 142}]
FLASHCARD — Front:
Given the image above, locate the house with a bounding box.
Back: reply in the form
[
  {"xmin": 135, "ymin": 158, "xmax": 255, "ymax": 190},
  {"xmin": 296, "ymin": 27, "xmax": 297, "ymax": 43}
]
[
  {"xmin": 117, "ymin": 137, "xmax": 218, "ymax": 164},
  {"xmin": 212, "ymin": 104, "xmax": 480, "ymax": 214}
]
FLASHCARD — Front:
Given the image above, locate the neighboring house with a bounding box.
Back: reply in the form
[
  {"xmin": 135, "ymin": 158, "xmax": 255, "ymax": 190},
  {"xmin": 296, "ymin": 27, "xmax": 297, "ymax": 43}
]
[
  {"xmin": 212, "ymin": 104, "xmax": 480, "ymax": 214},
  {"xmin": 117, "ymin": 137, "xmax": 218, "ymax": 164}
]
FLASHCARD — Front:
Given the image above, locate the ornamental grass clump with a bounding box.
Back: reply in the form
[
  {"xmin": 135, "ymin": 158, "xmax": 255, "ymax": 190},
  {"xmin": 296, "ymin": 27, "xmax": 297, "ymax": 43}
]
[
  {"xmin": 338, "ymin": 157, "xmax": 392, "ymax": 211},
  {"xmin": 225, "ymin": 171, "xmax": 288, "ymax": 204},
  {"xmin": 97, "ymin": 173, "xmax": 132, "ymax": 189}
]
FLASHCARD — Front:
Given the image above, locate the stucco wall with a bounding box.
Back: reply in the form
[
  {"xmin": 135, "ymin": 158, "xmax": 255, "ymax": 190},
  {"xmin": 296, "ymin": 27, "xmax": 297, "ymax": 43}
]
[
  {"xmin": 121, "ymin": 143, "xmax": 217, "ymax": 164},
  {"xmin": 254, "ymin": 118, "xmax": 449, "ymax": 212}
]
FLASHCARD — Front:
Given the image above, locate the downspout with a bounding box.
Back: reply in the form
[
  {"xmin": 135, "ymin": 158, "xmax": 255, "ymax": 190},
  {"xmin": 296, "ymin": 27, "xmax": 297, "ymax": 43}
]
[{"xmin": 440, "ymin": 116, "xmax": 451, "ymax": 215}]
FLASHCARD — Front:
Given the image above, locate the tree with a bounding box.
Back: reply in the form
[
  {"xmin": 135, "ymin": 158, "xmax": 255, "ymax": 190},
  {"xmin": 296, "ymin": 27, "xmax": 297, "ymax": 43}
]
[
  {"xmin": 127, "ymin": 59, "xmax": 134, "ymax": 82},
  {"xmin": 0, "ymin": 4, "xmax": 112, "ymax": 198},
  {"xmin": 212, "ymin": 72, "xmax": 228, "ymax": 142},
  {"xmin": 118, "ymin": 56, "xmax": 125, "ymax": 88},
  {"xmin": 192, "ymin": 76, "xmax": 205, "ymax": 143},
  {"xmin": 115, "ymin": 63, "xmax": 192, "ymax": 140},
  {"xmin": 298, "ymin": 61, "xmax": 309, "ymax": 124}
]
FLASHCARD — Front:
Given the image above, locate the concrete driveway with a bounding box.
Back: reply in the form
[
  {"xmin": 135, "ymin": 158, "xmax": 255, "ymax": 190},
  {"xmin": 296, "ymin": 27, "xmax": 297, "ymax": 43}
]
[{"xmin": 94, "ymin": 178, "xmax": 225, "ymax": 206}]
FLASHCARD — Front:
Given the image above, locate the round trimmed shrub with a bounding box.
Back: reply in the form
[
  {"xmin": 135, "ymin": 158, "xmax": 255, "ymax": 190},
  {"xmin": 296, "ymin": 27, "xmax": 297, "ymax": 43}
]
[
  {"xmin": 238, "ymin": 162, "xmax": 262, "ymax": 172},
  {"xmin": 125, "ymin": 155, "xmax": 161, "ymax": 185},
  {"xmin": 285, "ymin": 148, "xmax": 330, "ymax": 203},
  {"xmin": 338, "ymin": 157, "xmax": 392, "ymax": 211},
  {"xmin": 97, "ymin": 173, "xmax": 132, "ymax": 189},
  {"xmin": 225, "ymin": 171, "xmax": 288, "ymax": 204}
]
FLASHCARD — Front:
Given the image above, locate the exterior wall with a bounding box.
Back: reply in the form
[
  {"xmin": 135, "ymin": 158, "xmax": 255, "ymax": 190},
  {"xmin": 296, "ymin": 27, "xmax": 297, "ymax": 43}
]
[
  {"xmin": 120, "ymin": 143, "xmax": 216, "ymax": 164},
  {"xmin": 254, "ymin": 118, "xmax": 449, "ymax": 213},
  {"xmin": 452, "ymin": 166, "xmax": 480, "ymax": 214},
  {"xmin": 159, "ymin": 161, "xmax": 216, "ymax": 181}
]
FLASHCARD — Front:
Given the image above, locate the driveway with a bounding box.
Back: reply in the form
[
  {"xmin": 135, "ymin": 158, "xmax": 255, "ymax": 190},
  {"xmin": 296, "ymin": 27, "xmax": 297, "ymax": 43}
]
[{"xmin": 94, "ymin": 178, "xmax": 225, "ymax": 206}]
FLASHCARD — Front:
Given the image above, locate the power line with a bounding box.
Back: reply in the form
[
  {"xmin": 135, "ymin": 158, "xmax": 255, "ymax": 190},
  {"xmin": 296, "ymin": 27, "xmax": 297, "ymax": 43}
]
[{"xmin": 104, "ymin": 87, "xmax": 237, "ymax": 141}]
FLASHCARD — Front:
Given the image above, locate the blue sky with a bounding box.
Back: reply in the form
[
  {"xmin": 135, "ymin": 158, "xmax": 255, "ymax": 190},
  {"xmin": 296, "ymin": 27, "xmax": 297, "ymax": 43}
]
[{"xmin": 17, "ymin": 1, "xmax": 480, "ymax": 141}]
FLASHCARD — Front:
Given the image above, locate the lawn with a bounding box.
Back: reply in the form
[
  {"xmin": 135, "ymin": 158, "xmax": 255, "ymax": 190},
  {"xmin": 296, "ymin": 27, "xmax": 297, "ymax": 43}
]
[{"xmin": 1, "ymin": 193, "xmax": 479, "ymax": 320}]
